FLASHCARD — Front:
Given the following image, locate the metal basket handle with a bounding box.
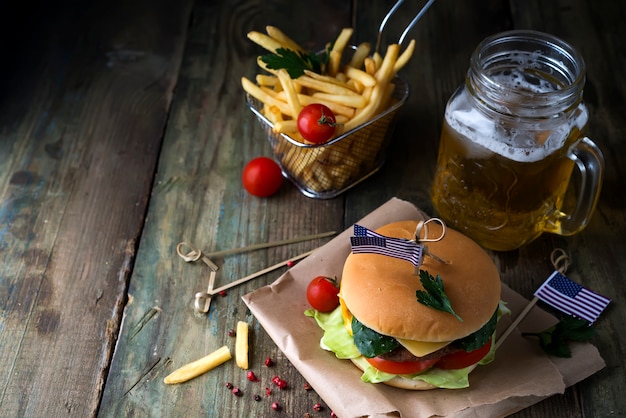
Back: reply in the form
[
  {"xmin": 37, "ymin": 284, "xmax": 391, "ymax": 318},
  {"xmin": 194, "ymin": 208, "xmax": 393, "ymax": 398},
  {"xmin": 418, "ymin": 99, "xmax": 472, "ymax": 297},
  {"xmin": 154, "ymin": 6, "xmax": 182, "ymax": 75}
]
[{"xmin": 375, "ymin": 0, "xmax": 437, "ymax": 54}]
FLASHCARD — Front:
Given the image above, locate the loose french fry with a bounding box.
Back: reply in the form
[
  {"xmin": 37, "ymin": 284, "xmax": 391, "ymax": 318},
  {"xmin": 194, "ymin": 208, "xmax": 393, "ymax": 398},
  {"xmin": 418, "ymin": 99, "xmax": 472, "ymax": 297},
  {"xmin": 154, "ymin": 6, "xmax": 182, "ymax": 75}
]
[
  {"xmin": 164, "ymin": 346, "xmax": 232, "ymax": 384},
  {"xmin": 266, "ymin": 25, "xmax": 306, "ymax": 54},
  {"xmin": 235, "ymin": 321, "xmax": 249, "ymax": 370}
]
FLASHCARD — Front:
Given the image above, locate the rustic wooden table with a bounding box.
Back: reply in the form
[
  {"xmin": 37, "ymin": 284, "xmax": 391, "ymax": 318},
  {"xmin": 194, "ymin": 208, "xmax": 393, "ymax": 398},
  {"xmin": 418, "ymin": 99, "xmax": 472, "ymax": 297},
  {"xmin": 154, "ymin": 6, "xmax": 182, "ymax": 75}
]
[{"xmin": 1, "ymin": 0, "xmax": 624, "ymax": 416}]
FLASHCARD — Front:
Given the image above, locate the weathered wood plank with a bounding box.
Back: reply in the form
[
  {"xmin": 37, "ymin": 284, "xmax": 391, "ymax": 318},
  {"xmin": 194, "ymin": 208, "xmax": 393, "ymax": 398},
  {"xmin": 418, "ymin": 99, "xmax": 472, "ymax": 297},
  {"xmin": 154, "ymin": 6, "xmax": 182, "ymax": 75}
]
[
  {"xmin": 505, "ymin": 2, "xmax": 626, "ymax": 417},
  {"xmin": 98, "ymin": 1, "xmax": 352, "ymax": 417},
  {"xmin": 0, "ymin": 0, "xmax": 192, "ymax": 416}
]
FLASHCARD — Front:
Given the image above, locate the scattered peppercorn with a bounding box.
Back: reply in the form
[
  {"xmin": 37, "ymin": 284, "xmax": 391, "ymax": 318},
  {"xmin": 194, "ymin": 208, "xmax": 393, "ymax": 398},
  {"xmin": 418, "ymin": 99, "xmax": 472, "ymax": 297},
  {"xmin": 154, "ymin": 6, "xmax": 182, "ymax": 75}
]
[
  {"xmin": 232, "ymin": 387, "xmax": 243, "ymax": 396},
  {"xmin": 227, "ymin": 328, "xmax": 236, "ymax": 337},
  {"xmin": 313, "ymin": 403, "xmax": 323, "ymax": 412},
  {"xmin": 271, "ymin": 375, "xmax": 288, "ymax": 389},
  {"xmin": 287, "ymin": 260, "xmax": 295, "ymax": 267},
  {"xmin": 264, "ymin": 357, "xmax": 274, "ymax": 367},
  {"xmin": 225, "ymin": 382, "xmax": 233, "ymax": 390},
  {"xmin": 330, "ymin": 411, "xmax": 338, "ymax": 418},
  {"xmin": 254, "ymin": 394, "xmax": 262, "ymax": 402},
  {"xmin": 303, "ymin": 382, "xmax": 312, "ymax": 391},
  {"xmin": 247, "ymin": 371, "xmax": 259, "ymax": 382},
  {"xmin": 219, "ymin": 290, "xmax": 227, "ymax": 297},
  {"xmin": 271, "ymin": 402, "xmax": 281, "ymax": 411},
  {"xmin": 303, "ymin": 413, "xmax": 312, "ymax": 418},
  {"xmin": 265, "ymin": 387, "xmax": 272, "ymax": 396}
]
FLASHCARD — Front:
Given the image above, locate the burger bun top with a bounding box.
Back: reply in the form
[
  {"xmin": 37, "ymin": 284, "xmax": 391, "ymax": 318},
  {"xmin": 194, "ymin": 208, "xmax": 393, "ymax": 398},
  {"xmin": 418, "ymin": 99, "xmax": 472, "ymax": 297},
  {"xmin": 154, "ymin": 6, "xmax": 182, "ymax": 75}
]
[{"xmin": 341, "ymin": 220, "xmax": 501, "ymax": 342}]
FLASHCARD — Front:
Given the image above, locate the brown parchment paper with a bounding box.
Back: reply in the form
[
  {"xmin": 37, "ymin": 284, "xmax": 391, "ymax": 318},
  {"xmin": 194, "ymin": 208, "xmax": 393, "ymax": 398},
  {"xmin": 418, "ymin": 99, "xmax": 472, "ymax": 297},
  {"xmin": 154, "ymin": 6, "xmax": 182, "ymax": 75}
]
[{"xmin": 242, "ymin": 197, "xmax": 605, "ymax": 418}]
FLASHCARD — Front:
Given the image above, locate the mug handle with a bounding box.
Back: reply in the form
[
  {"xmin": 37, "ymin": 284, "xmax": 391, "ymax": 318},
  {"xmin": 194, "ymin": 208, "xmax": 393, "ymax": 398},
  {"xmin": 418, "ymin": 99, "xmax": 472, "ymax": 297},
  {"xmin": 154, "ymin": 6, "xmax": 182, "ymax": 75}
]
[{"xmin": 547, "ymin": 137, "xmax": 605, "ymax": 236}]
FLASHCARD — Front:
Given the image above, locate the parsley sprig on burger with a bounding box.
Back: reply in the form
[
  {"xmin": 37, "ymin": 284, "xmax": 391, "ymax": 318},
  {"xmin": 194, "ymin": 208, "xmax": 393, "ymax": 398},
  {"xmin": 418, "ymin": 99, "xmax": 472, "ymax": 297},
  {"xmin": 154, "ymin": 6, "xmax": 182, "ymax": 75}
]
[{"xmin": 305, "ymin": 220, "xmax": 509, "ymax": 390}]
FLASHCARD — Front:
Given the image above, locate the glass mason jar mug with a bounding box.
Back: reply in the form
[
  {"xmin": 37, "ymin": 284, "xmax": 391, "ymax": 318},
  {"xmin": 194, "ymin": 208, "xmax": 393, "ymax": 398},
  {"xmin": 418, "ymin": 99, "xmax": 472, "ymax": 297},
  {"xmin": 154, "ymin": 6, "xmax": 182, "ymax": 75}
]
[{"xmin": 431, "ymin": 30, "xmax": 604, "ymax": 251}]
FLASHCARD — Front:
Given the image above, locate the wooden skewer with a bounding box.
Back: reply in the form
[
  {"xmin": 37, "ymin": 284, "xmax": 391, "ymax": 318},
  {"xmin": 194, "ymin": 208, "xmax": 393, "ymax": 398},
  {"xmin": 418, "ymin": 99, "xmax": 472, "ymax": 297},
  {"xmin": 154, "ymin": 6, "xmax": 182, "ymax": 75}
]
[
  {"xmin": 203, "ymin": 231, "xmax": 335, "ymax": 258},
  {"xmin": 495, "ymin": 296, "xmax": 539, "ymax": 350},
  {"xmin": 207, "ymin": 249, "xmax": 316, "ymax": 296}
]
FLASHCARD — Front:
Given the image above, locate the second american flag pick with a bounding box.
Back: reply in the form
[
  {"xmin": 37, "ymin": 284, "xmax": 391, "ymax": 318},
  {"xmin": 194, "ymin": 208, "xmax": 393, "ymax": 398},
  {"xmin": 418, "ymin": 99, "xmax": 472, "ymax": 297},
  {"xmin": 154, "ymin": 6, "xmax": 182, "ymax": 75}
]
[{"xmin": 534, "ymin": 271, "xmax": 610, "ymax": 324}]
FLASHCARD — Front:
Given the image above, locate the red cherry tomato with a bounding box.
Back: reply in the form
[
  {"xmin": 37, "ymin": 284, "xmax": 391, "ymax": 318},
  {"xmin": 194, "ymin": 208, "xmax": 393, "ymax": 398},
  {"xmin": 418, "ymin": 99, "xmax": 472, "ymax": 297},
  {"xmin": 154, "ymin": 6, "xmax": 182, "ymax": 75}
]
[
  {"xmin": 435, "ymin": 338, "xmax": 492, "ymax": 370},
  {"xmin": 242, "ymin": 157, "xmax": 283, "ymax": 197},
  {"xmin": 306, "ymin": 276, "xmax": 340, "ymax": 312},
  {"xmin": 365, "ymin": 356, "xmax": 439, "ymax": 375},
  {"xmin": 297, "ymin": 104, "xmax": 337, "ymax": 144}
]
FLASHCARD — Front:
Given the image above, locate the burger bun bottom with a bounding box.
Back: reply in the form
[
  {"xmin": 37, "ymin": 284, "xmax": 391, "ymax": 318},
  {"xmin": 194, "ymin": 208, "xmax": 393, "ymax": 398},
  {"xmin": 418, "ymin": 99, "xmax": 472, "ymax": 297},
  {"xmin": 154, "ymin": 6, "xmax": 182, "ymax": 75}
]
[{"xmin": 349, "ymin": 358, "xmax": 478, "ymax": 391}]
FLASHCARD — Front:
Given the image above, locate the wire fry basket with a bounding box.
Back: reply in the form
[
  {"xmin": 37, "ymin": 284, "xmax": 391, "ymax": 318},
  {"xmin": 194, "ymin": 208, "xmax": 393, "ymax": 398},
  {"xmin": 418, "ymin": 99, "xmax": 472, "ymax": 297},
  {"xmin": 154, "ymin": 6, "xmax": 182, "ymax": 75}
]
[{"xmin": 245, "ymin": 77, "xmax": 409, "ymax": 199}]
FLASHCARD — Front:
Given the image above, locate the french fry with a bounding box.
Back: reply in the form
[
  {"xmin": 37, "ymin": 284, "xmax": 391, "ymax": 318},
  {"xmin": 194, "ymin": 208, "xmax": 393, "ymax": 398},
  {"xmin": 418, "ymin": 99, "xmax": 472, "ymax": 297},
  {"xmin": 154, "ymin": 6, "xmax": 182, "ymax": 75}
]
[
  {"xmin": 375, "ymin": 43, "xmax": 401, "ymax": 85},
  {"xmin": 256, "ymin": 74, "xmax": 278, "ymax": 87},
  {"xmin": 364, "ymin": 57, "xmax": 377, "ymax": 75},
  {"xmin": 247, "ymin": 31, "xmax": 285, "ymax": 53},
  {"xmin": 273, "ymin": 119, "xmax": 298, "ymax": 133},
  {"xmin": 242, "ymin": 77, "xmax": 293, "ymax": 117},
  {"xmin": 296, "ymin": 94, "xmax": 355, "ymax": 118},
  {"xmin": 344, "ymin": 66, "xmax": 376, "ymax": 87},
  {"xmin": 312, "ymin": 92, "xmax": 367, "ymax": 109},
  {"xmin": 294, "ymin": 75, "xmax": 359, "ymax": 96},
  {"xmin": 303, "ymin": 70, "xmax": 355, "ymax": 90},
  {"xmin": 163, "ymin": 346, "xmax": 232, "ymax": 384},
  {"xmin": 264, "ymin": 105, "xmax": 284, "ymax": 124},
  {"xmin": 266, "ymin": 25, "xmax": 306, "ymax": 54},
  {"xmin": 332, "ymin": 28, "xmax": 354, "ymax": 52},
  {"xmin": 394, "ymin": 39, "xmax": 416, "ymax": 73},
  {"xmin": 235, "ymin": 321, "xmax": 249, "ymax": 370},
  {"xmin": 327, "ymin": 28, "xmax": 354, "ymax": 76},
  {"xmin": 349, "ymin": 42, "xmax": 372, "ymax": 69},
  {"xmin": 276, "ymin": 69, "xmax": 302, "ymax": 117}
]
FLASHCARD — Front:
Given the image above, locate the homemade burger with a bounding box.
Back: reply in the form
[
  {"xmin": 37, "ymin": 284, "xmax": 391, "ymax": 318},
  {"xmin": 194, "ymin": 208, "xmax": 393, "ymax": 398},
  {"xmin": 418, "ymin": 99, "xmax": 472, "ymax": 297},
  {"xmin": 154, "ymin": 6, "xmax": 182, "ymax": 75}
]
[{"xmin": 306, "ymin": 220, "xmax": 507, "ymax": 390}]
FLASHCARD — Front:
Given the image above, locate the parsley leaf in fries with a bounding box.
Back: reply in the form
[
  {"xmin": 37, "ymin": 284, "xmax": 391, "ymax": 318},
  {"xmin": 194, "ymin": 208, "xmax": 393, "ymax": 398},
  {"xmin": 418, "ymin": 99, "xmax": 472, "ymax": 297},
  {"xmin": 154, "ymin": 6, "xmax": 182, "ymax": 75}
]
[{"xmin": 261, "ymin": 48, "xmax": 322, "ymax": 78}]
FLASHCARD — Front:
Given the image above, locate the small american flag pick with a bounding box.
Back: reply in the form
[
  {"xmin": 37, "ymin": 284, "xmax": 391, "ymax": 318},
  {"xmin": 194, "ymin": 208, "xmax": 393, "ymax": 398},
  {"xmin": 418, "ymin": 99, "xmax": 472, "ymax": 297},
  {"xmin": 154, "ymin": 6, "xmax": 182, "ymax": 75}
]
[
  {"xmin": 350, "ymin": 224, "xmax": 423, "ymax": 267},
  {"xmin": 534, "ymin": 271, "xmax": 611, "ymax": 324}
]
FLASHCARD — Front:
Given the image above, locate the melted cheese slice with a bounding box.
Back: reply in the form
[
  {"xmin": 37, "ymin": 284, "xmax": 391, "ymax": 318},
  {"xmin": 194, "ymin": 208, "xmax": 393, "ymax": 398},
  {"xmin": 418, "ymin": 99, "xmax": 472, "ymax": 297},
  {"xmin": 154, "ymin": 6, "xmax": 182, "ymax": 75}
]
[{"xmin": 397, "ymin": 338, "xmax": 451, "ymax": 357}]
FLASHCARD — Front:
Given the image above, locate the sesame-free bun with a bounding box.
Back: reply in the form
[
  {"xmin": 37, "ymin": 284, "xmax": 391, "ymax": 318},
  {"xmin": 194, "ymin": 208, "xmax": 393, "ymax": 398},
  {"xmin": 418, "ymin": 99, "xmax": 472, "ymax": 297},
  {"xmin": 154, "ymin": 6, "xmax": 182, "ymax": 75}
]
[{"xmin": 341, "ymin": 220, "xmax": 501, "ymax": 343}]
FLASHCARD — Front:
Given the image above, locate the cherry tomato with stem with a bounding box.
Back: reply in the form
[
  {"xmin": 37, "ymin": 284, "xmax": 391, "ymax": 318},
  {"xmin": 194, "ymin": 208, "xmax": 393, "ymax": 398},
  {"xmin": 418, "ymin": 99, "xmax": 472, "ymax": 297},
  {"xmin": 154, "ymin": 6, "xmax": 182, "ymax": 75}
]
[
  {"xmin": 306, "ymin": 276, "xmax": 340, "ymax": 312},
  {"xmin": 242, "ymin": 157, "xmax": 283, "ymax": 197},
  {"xmin": 297, "ymin": 104, "xmax": 338, "ymax": 144}
]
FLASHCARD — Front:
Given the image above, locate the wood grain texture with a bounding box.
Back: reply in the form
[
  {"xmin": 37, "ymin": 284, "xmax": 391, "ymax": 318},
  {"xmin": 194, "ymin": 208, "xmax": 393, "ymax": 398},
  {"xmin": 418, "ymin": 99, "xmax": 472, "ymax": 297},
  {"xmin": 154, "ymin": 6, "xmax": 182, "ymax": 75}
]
[
  {"xmin": 98, "ymin": 1, "xmax": 351, "ymax": 417},
  {"xmin": 0, "ymin": 0, "xmax": 192, "ymax": 416},
  {"xmin": 0, "ymin": 0, "xmax": 624, "ymax": 417}
]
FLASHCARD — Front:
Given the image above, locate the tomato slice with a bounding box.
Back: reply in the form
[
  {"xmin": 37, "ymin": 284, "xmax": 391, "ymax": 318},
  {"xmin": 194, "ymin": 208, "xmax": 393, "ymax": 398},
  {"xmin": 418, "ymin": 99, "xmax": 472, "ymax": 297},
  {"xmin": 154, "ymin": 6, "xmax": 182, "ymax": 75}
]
[
  {"xmin": 365, "ymin": 356, "xmax": 439, "ymax": 375},
  {"xmin": 435, "ymin": 338, "xmax": 492, "ymax": 370}
]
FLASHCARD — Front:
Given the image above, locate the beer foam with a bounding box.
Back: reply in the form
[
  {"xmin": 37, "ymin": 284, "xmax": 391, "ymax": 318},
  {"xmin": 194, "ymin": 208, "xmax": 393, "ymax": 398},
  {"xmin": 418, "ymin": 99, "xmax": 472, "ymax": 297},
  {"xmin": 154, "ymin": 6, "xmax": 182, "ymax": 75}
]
[{"xmin": 445, "ymin": 86, "xmax": 582, "ymax": 163}]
